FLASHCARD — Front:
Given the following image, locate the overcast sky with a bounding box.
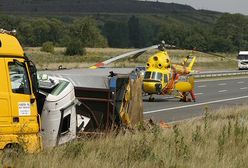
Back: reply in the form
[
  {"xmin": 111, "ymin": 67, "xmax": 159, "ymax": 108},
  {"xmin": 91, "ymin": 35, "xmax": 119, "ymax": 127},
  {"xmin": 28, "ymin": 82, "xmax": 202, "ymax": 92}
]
[{"xmin": 156, "ymin": 0, "xmax": 248, "ymax": 15}]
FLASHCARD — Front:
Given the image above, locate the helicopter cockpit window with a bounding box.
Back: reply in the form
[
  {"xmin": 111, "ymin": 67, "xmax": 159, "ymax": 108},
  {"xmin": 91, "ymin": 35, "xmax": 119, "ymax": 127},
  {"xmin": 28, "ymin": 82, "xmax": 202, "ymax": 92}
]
[
  {"xmin": 151, "ymin": 72, "xmax": 162, "ymax": 81},
  {"xmin": 8, "ymin": 62, "xmax": 31, "ymax": 95},
  {"xmin": 144, "ymin": 71, "xmax": 151, "ymax": 79}
]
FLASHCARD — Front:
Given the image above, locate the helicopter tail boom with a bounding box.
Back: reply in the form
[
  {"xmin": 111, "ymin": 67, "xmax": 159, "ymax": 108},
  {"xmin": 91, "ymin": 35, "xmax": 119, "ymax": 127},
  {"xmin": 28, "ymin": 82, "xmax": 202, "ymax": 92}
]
[{"xmin": 187, "ymin": 56, "xmax": 196, "ymax": 71}]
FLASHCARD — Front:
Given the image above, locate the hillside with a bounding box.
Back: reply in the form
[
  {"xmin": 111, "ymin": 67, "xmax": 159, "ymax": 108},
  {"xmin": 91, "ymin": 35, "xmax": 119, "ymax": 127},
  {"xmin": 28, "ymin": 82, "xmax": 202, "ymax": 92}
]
[
  {"xmin": 0, "ymin": 0, "xmax": 220, "ymax": 17},
  {"xmin": 3, "ymin": 0, "xmax": 244, "ymax": 52}
]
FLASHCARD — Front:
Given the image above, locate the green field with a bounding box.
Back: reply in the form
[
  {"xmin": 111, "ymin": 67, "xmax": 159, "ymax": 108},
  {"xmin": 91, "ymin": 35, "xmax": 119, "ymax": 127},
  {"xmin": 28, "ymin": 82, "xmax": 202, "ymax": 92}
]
[
  {"xmin": 25, "ymin": 47, "xmax": 238, "ymax": 70},
  {"xmin": 2, "ymin": 103, "xmax": 248, "ymax": 168}
]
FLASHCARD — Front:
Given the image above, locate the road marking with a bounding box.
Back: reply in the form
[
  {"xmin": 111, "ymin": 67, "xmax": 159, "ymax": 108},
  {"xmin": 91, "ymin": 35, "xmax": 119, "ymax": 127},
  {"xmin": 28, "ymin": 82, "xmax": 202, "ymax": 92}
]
[
  {"xmin": 144, "ymin": 95, "xmax": 248, "ymax": 114},
  {"xmin": 218, "ymin": 83, "xmax": 227, "ymax": 86},
  {"xmin": 198, "ymin": 85, "xmax": 206, "ymax": 88},
  {"xmin": 240, "ymin": 87, "xmax": 248, "ymax": 90},
  {"xmin": 238, "ymin": 81, "xmax": 245, "ymax": 84},
  {"xmin": 218, "ymin": 90, "xmax": 228, "ymax": 93},
  {"xmin": 59, "ymin": 73, "xmax": 85, "ymax": 76},
  {"xmin": 195, "ymin": 93, "xmax": 203, "ymax": 96},
  {"xmin": 195, "ymin": 76, "xmax": 248, "ymax": 83}
]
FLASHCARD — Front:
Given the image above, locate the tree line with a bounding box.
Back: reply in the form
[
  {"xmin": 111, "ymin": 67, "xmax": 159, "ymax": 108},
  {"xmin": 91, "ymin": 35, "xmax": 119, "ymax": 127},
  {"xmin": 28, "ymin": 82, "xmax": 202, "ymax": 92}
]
[{"xmin": 0, "ymin": 13, "xmax": 248, "ymax": 53}]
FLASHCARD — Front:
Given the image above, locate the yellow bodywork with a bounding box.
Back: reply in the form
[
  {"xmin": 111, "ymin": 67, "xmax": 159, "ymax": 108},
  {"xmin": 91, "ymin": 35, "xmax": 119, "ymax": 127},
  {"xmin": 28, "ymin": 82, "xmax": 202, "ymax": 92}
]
[
  {"xmin": 0, "ymin": 32, "xmax": 42, "ymax": 153},
  {"xmin": 146, "ymin": 51, "xmax": 170, "ymax": 70},
  {"xmin": 175, "ymin": 82, "xmax": 192, "ymax": 92},
  {"xmin": 172, "ymin": 56, "xmax": 196, "ymax": 75},
  {"xmin": 142, "ymin": 81, "xmax": 159, "ymax": 94},
  {"xmin": 0, "ymin": 33, "xmax": 24, "ymax": 56}
]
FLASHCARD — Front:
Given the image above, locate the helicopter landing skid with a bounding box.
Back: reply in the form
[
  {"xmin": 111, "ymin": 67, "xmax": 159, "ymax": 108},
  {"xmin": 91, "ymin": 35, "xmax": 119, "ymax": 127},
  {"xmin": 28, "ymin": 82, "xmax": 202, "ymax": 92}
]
[{"xmin": 177, "ymin": 91, "xmax": 195, "ymax": 102}]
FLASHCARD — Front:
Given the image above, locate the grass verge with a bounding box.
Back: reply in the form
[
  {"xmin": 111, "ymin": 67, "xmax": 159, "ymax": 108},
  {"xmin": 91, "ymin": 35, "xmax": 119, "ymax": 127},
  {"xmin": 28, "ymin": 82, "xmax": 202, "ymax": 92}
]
[{"xmin": 2, "ymin": 103, "xmax": 248, "ymax": 168}]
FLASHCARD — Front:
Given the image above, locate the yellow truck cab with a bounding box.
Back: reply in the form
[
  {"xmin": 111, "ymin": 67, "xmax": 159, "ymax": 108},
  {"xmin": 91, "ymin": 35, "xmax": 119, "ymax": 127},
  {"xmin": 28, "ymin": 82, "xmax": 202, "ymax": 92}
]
[{"xmin": 0, "ymin": 30, "xmax": 42, "ymax": 153}]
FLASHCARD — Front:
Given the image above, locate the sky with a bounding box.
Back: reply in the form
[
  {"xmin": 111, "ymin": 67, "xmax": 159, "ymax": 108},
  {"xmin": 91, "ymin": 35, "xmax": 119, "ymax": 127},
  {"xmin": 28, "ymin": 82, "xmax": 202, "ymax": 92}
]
[{"xmin": 155, "ymin": 0, "xmax": 248, "ymax": 15}]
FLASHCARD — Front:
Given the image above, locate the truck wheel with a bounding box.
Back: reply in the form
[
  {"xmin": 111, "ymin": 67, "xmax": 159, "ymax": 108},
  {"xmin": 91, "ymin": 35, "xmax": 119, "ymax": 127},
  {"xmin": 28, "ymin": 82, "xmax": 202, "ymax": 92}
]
[{"xmin": 2, "ymin": 144, "xmax": 23, "ymax": 167}]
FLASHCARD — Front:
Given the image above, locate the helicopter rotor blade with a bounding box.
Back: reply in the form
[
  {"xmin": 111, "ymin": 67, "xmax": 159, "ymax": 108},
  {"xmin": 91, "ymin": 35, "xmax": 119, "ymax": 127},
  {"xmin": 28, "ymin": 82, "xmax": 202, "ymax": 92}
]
[
  {"xmin": 195, "ymin": 51, "xmax": 241, "ymax": 63},
  {"xmin": 171, "ymin": 46, "xmax": 248, "ymax": 67},
  {"xmin": 131, "ymin": 50, "xmax": 147, "ymax": 59},
  {"xmin": 89, "ymin": 45, "xmax": 159, "ymax": 69}
]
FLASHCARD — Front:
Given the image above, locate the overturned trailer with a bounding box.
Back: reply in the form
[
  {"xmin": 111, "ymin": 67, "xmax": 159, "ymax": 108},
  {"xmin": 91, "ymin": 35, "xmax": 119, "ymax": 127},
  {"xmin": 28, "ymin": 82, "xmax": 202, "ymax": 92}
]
[{"xmin": 43, "ymin": 68, "xmax": 144, "ymax": 132}]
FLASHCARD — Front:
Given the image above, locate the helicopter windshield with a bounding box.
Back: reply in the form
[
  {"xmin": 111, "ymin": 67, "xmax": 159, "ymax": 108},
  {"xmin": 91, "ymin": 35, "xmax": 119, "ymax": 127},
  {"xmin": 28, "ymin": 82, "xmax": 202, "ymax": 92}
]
[
  {"xmin": 144, "ymin": 71, "xmax": 163, "ymax": 81},
  {"xmin": 144, "ymin": 71, "xmax": 151, "ymax": 79},
  {"xmin": 151, "ymin": 72, "xmax": 162, "ymax": 81}
]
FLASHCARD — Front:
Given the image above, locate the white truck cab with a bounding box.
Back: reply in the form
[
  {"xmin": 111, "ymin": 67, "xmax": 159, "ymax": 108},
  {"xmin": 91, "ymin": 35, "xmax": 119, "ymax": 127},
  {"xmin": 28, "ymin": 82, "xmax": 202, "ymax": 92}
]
[
  {"xmin": 38, "ymin": 75, "xmax": 78, "ymax": 148},
  {"xmin": 238, "ymin": 51, "xmax": 248, "ymax": 70}
]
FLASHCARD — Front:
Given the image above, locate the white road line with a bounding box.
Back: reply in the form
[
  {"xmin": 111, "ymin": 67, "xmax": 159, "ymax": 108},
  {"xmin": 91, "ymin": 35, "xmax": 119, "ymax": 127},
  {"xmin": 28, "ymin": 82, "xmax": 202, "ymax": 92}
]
[
  {"xmin": 198, "ymin": 85, "xmax": 206, "ymax": 88},
  {"xmin": 144, "ymin": 95, "xmax": 248, "ymax": 114},
  {"xmin": 218, "ymin": 90, "xmax": 228, "ymax": 93},
  {"xmin": 238, "ymin": 81, "xmax": 245, "ymax": 84},
  {"xmin": 195, "ymin": 76, "xmax": 248, "ymax": 83},
  {"xmin": 56, "ymin": 73, "xmax": 85, "ymax": 76},
  {"xmin": 240, "ymin": 87, "xmax": 248, "ymax": 90},
  {"xmin": 218, "ymin": 83, "xmax": 227, "ymax": 86},
  {"xmin": 194, "ymin": 93, "xmax": 203, "ymax": 96}
]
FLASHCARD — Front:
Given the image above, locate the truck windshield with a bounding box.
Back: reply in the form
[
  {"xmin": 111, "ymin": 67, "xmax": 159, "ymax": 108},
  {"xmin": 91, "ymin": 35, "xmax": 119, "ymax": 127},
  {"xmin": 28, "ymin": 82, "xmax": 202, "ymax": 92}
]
[
  {"xmin": 50, "ymin": 80, "xmax": 69, "ymax": 96},
  {"xmin": 238, "ymin": 55, "xmax": 248, "ymax": 60},
  {"xmin": 8, "ymin": 62, "xmax": 31, "ymax": 95}
]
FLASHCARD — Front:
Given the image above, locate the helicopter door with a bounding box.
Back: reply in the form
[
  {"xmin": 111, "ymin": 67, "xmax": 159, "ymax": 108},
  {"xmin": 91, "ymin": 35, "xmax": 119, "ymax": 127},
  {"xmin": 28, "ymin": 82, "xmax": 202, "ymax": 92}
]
[
  {"xmin": 163, "ymin": 74, "xmax": 168, "ymax": 83},
  {"xmin": 163, "ymin": 74, "xmax": 169, "ymax": 88}
]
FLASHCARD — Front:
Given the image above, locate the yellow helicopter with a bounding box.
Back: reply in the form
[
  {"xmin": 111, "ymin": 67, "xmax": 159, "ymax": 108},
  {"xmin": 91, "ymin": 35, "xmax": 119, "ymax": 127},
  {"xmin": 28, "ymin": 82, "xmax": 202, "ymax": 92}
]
[
  {"xmin": 90, "ymin": 41, "xmax": 197, "ymax": 102},
  {"xmin": 142, "ymin": 42, "xmax": 196, "ymax": 102}
]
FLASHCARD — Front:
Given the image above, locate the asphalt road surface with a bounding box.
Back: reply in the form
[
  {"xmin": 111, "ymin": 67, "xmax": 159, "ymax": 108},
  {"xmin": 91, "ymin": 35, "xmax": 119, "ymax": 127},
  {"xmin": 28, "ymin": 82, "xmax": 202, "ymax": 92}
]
[{"xmin": 143, "ymin": 77, "xmax": 248, "ymax": 123}]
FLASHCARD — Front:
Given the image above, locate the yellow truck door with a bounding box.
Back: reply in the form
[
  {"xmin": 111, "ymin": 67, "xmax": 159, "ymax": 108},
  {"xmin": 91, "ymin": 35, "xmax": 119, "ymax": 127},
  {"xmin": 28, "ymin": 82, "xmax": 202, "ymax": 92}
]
[
  {"xmin": 0, "ymin": 58, "xmax": 12, "ymax": 136},
  {"xmin": 5, "ymin": 58, "xmax": 39, "ymax": 135}
]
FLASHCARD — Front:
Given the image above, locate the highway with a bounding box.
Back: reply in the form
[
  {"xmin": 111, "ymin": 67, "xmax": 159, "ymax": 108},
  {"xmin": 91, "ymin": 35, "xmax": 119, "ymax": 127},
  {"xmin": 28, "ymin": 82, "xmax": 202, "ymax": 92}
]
[
  {"xmin": 41, "ymin": 68, "xmax": 248, "ymax": 123},
  {"xmin": 144, "ymin": 77, "xmax": 248, "ymax": 122}
]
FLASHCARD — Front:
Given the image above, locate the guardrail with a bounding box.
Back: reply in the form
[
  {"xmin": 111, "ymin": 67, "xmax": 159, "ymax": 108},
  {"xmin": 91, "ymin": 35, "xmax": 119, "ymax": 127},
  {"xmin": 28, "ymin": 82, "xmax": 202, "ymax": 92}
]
[{"xmin": 192, "ymin": 70, "xmax": 248, "ymax": 78}]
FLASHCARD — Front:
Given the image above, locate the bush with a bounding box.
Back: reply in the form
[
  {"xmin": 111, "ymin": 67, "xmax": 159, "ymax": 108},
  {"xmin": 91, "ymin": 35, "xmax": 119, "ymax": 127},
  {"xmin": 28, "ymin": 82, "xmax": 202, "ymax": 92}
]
[
  {"xmin": 65, "ymin": 40, "xmax": 86, "ymax": 56},
  {"xmin": 41, "ymin": 41, "xmax": 54, "ymax": 53}
]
